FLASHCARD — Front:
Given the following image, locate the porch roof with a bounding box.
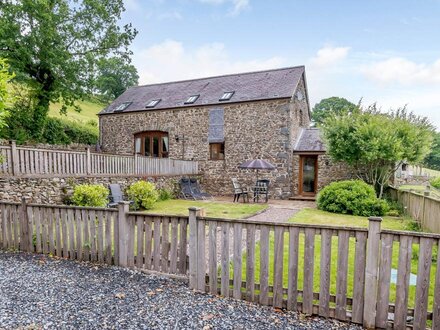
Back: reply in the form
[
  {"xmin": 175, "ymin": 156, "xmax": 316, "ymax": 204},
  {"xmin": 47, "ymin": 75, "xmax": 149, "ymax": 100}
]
[{"xmin": 293, "ymin": 128, "xmax": 326, "ymax": 153}]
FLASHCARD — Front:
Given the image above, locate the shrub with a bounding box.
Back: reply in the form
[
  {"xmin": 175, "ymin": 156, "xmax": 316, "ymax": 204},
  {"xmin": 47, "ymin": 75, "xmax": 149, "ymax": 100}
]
[
  {"xmin": 71, "ymin": 184, "xmax": 108, "ymax": 207},
  {"xmin": 430, "ymin": 177, "xmax": 440, "ymax": 189},
  {"xmin": 126, "ymin": 181, "xmax": 159, "ymax": 210},
  {"xmin": 317, "ymin": 180, "xmax": 389, "ymax": 217},
  {"xmin": 43, "ymin": 117, "xmax": 98, "ymax": 145},
  {"xmin": 158, "ymin": 188, "xmax": 174, "ymax": 201}
]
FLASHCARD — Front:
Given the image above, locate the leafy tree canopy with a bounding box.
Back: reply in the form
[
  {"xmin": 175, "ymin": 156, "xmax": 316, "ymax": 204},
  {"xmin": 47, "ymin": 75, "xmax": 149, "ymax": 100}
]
[
  {"xmin": 0, "ymin": 0, "xmax": 137, "ymax": 138},
  {"xmin": 0, "ymin": 58, "xmax": 13, "ymax": 131},
  {"xmin": 94, "ymin": 57, "xmax": 139, "ymax": 101},
  {"xmin": 322, "ymin": 104, "xmax": 434, "ymax": 198},
  {"xmin": 424, "ymin": 132, "xmax": 440, "ymax": 171},
  {"xmin": 312, "ymin": 96, "xmax": 359, "ymax": 125}
]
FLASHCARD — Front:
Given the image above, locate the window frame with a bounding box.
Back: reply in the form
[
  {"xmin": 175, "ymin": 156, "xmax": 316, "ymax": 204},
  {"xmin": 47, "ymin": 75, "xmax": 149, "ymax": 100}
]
[
  {"xmin": 134, "ymin": 131, "xmax": 169, "ymax": 158},
  {"xmin": 219, "ymin": 91, "xmax": 234, "ymax": 101},
  {"xmin": 114, "ymin": 101, "xmax": 132, "ymax": 112},
  {"xmin": 145, "ymin": 99, "xmax": 161, "ymax": 108},
  {"xmin": 184, "ymin": 94, "xmax": 199, "ymax": 104},
  {"xmin": 209, "ymin": 142, "xmax": 225, "ymax": 161}
]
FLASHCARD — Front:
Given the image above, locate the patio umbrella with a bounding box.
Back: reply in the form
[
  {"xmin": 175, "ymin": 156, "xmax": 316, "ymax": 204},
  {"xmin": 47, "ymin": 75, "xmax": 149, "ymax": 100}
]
[{"xmin": 239, "ymin": 159, "xmax": 276, "ymax": 181}]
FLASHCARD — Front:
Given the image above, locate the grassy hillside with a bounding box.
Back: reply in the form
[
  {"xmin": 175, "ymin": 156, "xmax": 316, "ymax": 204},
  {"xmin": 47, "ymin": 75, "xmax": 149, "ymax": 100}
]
[{"xmin": 49, "ymin": 98, "xmax": 106, "ymax": 125}]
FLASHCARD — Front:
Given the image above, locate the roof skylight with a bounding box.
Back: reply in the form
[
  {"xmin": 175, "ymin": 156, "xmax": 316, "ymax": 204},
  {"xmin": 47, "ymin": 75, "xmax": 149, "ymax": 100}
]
[
  {"xmin": 219, "ymin": 91, "xmax": 234, "ymax": 101},
  {"xmin": 145, "ymin": 99, "xmax": 161, "ymax": 108},
  {"xmin": 184, "ymin": 95, "xmax": 199, "ymax": 104},
  {"xmin": 114, "ymin": 102, "xmax": 132, "ymax": 112}
]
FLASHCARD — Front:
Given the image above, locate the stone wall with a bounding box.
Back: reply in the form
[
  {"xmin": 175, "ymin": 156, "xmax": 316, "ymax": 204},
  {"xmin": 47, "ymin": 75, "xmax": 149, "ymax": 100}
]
[
  {"xmin": 0, "ymin": 175, "xmax": 188, "ymax": 205},
  {"xmin": 99, "ymin": 75, "xmax": 311, "ymax": 199},
  {"xmin": 291, "ymin": 154, "xmax": 357, "ymax": 196}
]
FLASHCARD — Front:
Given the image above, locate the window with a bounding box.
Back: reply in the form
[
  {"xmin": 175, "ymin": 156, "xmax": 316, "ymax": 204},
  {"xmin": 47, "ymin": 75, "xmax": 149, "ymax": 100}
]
[
  {"xmin": 210, "ymin": 143, "xmax": 225, "ymax": 160},
  {"xmin": 134, "ymin": 131, "xmax": 169, "ymax": 158},
  {"xmin": 185, "ymin": 95, "xmax": 199, "ymax": 104},
  {"xmin": 145, "ymin": 99, "xmax": 161, "ymax": 108},
  {"xmin": 219, "ymin": 91, "xmax": 234, "ymax": 101},
  {"xmin": 114, "ymin": 102, "xmax": 132, "ymax": 112}
]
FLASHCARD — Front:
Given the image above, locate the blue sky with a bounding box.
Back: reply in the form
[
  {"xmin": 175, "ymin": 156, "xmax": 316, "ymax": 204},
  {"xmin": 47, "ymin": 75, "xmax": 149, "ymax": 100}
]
[{"xmin": 122, "ymin": 0, "xmax": 440, "ymax": 128}]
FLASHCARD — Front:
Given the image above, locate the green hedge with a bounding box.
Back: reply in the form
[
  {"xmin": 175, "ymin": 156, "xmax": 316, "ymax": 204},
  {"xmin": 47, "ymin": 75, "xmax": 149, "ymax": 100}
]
[
  {"xmin": 71, "ymin": 184, "xmax": 108, "ymax": 207},
  {"xmin": 2, "ymin": 110, "xmax": 98, "ymax": 145},
  {"xmin": 317, "ymin": 180, "xmax": 389, "ymax": 217},
  {"xmin": 126, "ymin": 181, "xmax": 159, "ymax": 210},
  {"xmin": 430, "ymin": 177, "xmax": 440, "ymax": 189}
]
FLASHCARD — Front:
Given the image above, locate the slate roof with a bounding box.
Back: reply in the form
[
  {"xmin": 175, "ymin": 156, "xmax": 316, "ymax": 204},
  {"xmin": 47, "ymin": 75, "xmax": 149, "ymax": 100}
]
[
  {"xmin": 99, "ymin": 66, "xmax": 305, "ymax": 115},
  {"xmin": 293, "ymin": 128, "xmax": 326, "ymax": 153}
]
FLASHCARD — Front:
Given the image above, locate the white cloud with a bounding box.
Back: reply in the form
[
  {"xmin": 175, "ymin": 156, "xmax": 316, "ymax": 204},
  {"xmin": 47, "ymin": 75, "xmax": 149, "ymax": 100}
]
[
  {"xmin": 133, "ymin": 39, "xmax": 284, "ymax": 84},
  {"xmin": 123, "ymin": 0, "xmax": 140, "ymax": 11},
  {"xmin": 157, "ymin": 10, "xmax": 183, "ymax": 21},
  {"xmin": 309, "ymin": 46, "xmax": 351, "ymax": 68},
  {"xmin": 362, "ymin": 57, "xmax": 440, "ymax": 85},
  {"xmin": 198, "ymin": 0, "xmax": 250, "ymax": 16}
]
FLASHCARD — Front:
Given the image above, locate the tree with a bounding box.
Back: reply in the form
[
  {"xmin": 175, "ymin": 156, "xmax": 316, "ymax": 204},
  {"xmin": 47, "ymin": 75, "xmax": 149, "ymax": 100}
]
[
  {"xmin": 0, "ymin": 58, "xmax": 13, "ymax": 131},
  {"xmin": 94, "ymin": 57, "xmax": 139, "ymax": 101},
  {"xmin": 0, "ymin": 0, "xmax": 137, "ymax": 138},
  {"xmin": 312, "ymin": 96, "xmax": 359, "ymax": 125},
  {"xmin": 322, "ymin": 105, "xmax": 434, "ymax": 198},
  {"xmin": 424, "ymin": 132, "xmax": 440, "ymax": 170}
]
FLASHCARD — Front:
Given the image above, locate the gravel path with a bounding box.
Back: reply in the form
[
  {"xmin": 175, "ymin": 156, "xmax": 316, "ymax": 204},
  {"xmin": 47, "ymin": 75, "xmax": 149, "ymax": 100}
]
[
  {"xmin": 0, "ymin": 252, "xmax": 361, "ymax": 330},
  {"xmin": 246, "ymin": 206, "xmax": 299, "ymax": 223}
]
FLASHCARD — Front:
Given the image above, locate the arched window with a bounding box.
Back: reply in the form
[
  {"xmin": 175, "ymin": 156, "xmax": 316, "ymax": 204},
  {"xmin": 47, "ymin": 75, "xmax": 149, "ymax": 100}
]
[{"xmin": 134, "ymin": 131, "xmax": 169, "ymax": 158}]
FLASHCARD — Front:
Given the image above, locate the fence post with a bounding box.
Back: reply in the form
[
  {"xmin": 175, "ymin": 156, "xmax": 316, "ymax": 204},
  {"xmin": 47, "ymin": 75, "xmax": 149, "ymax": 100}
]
[
  {"xmin": 10, "ymin": 140, "xmax": 19, "ymax": 176},
  {"xmin": 118, "ymin": 201, "xmax": 131, "ymax": 267},
  {"xmin": 134, "ymin": 153, "xmax": 138, "ymax": 174},
  {"xmin": 86, "ymin": 147, "xmax": 91, "ymax": 175},
  {"xmin": 20, "ymin": 197, "xmax": 30, "ymax": 252},
  {"xmin": 421, "ymin": 190, "xmax": 429, "ymax": 229},
  {"xmin": 363, "ymin": 216, "xmax": 382, "ymax": 329},
  {"xmin": 188, "ymin": 207, "xmax": 202, "ymax": 290}
]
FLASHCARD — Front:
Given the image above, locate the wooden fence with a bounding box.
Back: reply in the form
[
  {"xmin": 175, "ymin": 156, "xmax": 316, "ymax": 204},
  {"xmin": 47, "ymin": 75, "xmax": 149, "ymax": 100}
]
[
  {"xmin": 0, "ymin": 200, "xmax": 188, "ymax": 276},
  {"xmin": 389, "ymin": 187, "xmax": 440, "ymax": 234},
  {"xmin": 0, "ymin": 141, "xmax": 198, "ymax": 177},
  {"xmin": 188, "ymin": 209, "xmax": 440, "ymax": 330},
  {"xmin": 1, "ymin": 200, "xmax": 440, "ymax": 329}
]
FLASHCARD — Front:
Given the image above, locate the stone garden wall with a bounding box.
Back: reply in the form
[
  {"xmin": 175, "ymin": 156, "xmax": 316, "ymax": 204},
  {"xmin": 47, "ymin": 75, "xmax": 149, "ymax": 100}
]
[{"xmin": 0, "ymin": 175, "xmax": 191, "ymax": 205}]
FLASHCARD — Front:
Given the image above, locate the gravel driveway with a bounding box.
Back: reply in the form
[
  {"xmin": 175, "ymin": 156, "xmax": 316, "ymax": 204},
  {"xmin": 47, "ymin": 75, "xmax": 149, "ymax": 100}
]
[{"xmin": 0, "ymin": 251, "xmax": 361, "ymax": 330}]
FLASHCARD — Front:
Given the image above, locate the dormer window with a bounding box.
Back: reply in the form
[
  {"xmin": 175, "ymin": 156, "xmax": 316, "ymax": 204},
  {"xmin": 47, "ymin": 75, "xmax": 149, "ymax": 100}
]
[
  {"xmin": 219, "ymin": 91, "xmax": 234, "ymax": 101},
  {"xmin": 146, "ymin": 99, "xmax": 161, "ymax": 108},
  {"xmin": 185, "ymin": 95, "xmax": 199, "ymax": 104},
  {"xmin": 114, "ymin": 102, "xmax": 132, "ymax": 112}
]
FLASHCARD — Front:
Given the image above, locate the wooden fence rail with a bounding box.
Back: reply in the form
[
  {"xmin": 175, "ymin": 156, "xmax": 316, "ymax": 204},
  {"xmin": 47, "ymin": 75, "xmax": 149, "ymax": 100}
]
[
  {"xmin": 1, "ymin": 200, "xmax": 440, "ymax": 329},
  {"xmin": 0, "ymin": 141, "xmax": 199, "ymax": 177}
]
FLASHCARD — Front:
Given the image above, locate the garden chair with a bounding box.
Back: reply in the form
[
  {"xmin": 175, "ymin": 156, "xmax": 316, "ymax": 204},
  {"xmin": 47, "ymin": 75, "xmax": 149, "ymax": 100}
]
[
  {"xmin": 179, "ymin": 177, "xmax": 197, "ymax": 200},
  {"xmin": 190, "ymin": 178, "xmax": 212, "ymax": 200},
  {"xmin": 253, "ymin": 179, "xmax": 269, "ymax": 203},
  {"xmin": 232, "ymin": 178, "xmax": 249, "ymax": 203},
  {"xmin": 108, "ymin": 184, "xmax": 133, "ymax": 208}
]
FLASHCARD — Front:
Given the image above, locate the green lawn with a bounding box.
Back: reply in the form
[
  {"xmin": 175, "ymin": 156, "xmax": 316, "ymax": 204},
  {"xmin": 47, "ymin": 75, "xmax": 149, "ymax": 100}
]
[
  {"xmin": 238, "ymin": 208, "xmax": 436, "ymax": 310},
  {"xmin": 144, "ymin": 199, "xmax": 268, "ymax": 219},
  {"xmin": 49, "ymin": 98, "xmax": 105, "ymax": 125},
  {"xmin": 290, "ymin": 207, "xmax": 412, "ymax": 230}
]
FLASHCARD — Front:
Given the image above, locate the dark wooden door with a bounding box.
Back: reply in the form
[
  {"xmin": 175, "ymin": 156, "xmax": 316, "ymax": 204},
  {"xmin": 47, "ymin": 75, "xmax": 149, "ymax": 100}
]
[{"xmin": 299, "ymin": 155, "xmax": 318, "ymax": 196}]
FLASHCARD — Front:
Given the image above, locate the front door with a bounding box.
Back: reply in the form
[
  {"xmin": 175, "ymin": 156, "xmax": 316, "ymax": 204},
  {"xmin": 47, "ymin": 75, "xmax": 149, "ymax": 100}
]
[{"xmin": 299, "ymin": 155, "xmax": 318, "ymax": 196}]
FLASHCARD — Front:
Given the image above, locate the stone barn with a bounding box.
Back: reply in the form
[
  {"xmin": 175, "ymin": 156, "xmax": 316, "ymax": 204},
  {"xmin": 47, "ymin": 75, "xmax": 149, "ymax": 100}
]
[{"xmin": 98, "ymin": 66, "xmax": 355, "ymax": 199}]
